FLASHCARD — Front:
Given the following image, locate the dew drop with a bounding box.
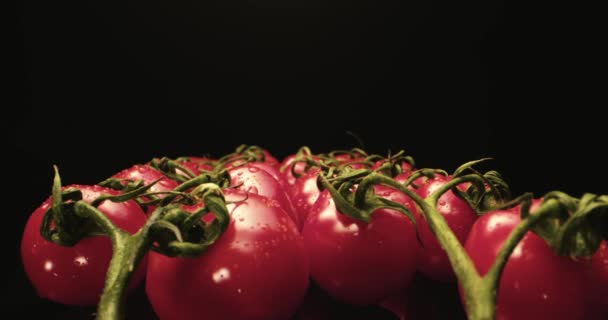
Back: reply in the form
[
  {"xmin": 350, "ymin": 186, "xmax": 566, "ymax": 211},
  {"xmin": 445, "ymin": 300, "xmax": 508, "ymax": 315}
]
[{"xmin": 74, "ymin": 256, "xmax": 88, "ymax": 267}]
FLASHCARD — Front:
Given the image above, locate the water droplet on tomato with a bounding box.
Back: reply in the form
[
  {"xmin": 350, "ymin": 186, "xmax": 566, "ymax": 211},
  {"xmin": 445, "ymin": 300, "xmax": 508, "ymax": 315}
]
[
  {"xmin": 74, "ymin": 256, "xmax": 88, "ymax": 267},
  {"xmin": 248, "ymin": 166, "xmax": 260, "ymax": 173},
  {"xmin": 438, "ymin": 200, "xmax": 446, "ymax": 206},
  {"xmin": 212, "ymin": 267, "xmax": 231, "ymax": 283}
]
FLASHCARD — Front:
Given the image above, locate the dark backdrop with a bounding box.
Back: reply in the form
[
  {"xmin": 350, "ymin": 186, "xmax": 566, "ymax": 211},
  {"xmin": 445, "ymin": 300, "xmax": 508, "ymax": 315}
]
[{"xmin": 10, "ymin": 0, "xmax": 604, "ymax": 318}]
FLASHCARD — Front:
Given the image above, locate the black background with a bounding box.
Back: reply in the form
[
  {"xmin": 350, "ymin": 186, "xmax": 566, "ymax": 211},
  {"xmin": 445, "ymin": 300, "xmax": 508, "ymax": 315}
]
[{"xmin": 9, "ymin": 0, "xmax": 604, "ymax": 318}]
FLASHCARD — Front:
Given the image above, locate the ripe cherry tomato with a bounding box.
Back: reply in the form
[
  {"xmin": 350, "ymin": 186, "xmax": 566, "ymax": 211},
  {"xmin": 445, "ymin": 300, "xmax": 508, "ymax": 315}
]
[
  {"xmin": 225, "ymin": 160, "xmax": 288, "ymax": 190},
  {"xmin": 290, "ymin": 168, "xmax": 322, "ymax": 230},
  {"xmin": 228, "ymin": 164, "xmax": 298, "ymax": 227},
  {"xmin": 413, "ymin": 175, "xmax": 477, "ymax": 281},
  {"xmin": 113, "ymin": 164, "xmax": 178, "ymax": 193},
  {"xmin": 302, "ymin": 186, "xmax": 418, "ymax": 305},
  {"xmin": 464, "ymin": 206, "xmax": 588, "ymax": 320},
  {"xmin": 21, "ymin": 185, "xmax": 148, "ymax": 306},
  {"xmin": 112, "ymin": 164, "xmax": 178, "ymax": 214},
  {"xmin": 146, "ymin": 189, "xmax": 309, "ymax": 320}
]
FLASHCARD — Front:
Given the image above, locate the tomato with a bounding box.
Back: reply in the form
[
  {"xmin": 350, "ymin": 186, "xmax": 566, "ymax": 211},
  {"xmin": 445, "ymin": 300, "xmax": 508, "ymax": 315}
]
[
  {"xmin": 464, "ymin": 206, "xmax": 588, "ymax": 320},
  {"xmin": 302, "ymin": 186, "xmax": 418, "ymax": 305},
  {"xmin": 413, "ymin": 175, "xmax": 477, "ymax": 281},
  {"xmin": 146, "ymin": 189, "xmax": 309, "ymax": 320},
  {"xmin": 111, "ymin": 164, "xmax": 178, "ymax": 214},
  {"xmin": 280, "ymin": 154, "xmax": 323, "ymax": 187},
  {"xmin": 20, "ymin": 185, "xmax": 148, "ymax": 306},
  {"xmin": 225, "ymin": 160, "xmax": 288, "ymax": 190},
  {"xmin": 112, "ymin": 164, "xmax": 178, "ymax": 193},
  {"xmin": 280, "ymin": 154, "xmax": 304, "ymax": 186},
  {"xmin": 587, "ymin": 241, "xmax": 608, "ymax": 319},
  {"xmin": 260, "ymin": 149, "xmax": 280, "ymax": 167},
  {"xmin": 228, "ymin": 164, "xmax": 298, "ymax": 227},
  {"xmin": 290, "ymin": 168, "xmax": 322, "ymax": 230}
]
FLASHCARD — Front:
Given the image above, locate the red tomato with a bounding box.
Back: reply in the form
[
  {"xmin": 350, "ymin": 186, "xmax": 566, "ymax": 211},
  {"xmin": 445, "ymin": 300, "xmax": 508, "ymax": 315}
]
[
  {"xmin": 20, "ymin": 185, "xmax": 148, "ymax": 306},
  {"xmin": 464, "ymin": 207, "xmax": 588, "ymax": 320},
  {"xmin": 280, "ymin": 154, "xmax": 321, "ymax": 187},
  {"xmin": 302, "ymin": 186, "xmax": 418, "ymax": 305},
  {"xmin": 112, "ymin": 164, "xmax": 178, "ymax": 214},
  {"xmin": 146, "ymin": 190, "xmax": 309, "ymax": 320},
  {"xmin": 228, "ymin": 164, "xmax": 298, "ymax": 227},
  {"xmin": 261, "ymin": 149, "xmax": 280, "ymax": 167},
  {"xmin": 112, "ymin": 164, "xmax": 178, "ymax": 193},
  {"xmin": 587, "ymin": 241, "xmax": 608, "ymax": 319},
  {"xmin": 225, "ymin": 161, "xmax": 288, "ymax": 190},
  {"xmin": 290, "ymin": 168, "xmax": 322, "ymax": 230},
  {"xmin": 413, "ymin": 175, "xmax": 477, "ymax": 281}
]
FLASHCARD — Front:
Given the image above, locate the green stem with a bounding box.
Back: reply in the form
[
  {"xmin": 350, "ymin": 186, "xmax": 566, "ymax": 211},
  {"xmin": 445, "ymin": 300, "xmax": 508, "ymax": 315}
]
[
  {"xmin": 95, "ymin": 233, "xmax": 144, "ymax": 320},
  {"xmin": 365, "ymin": 174, "xmax": 497, "ymax": 319},
  {"xmin": 72, "ymin": 202, "xmax": 162, "ymax": 320},
  {"xmin": 483, "ymin": 198, "xmax": 561, "ymax": 288}
]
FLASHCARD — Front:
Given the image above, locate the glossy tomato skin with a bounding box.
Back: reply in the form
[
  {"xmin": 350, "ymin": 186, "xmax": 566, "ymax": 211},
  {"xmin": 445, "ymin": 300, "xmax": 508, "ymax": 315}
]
[
  {"xmin": 228, "ymin": 164, "xmax": 298, "ymax": 227},
  {"xmin": 146, "ymin": 190, "xmax": 309, "ymax": 320},
  {"xmin": 112, "ymin": 164, "xmax": 178, "ymax": 215},
  {"xmin": 280, "ymin": 154, "xmax": 321, "ymax": 187},
  {"xmin": 280, "ymin": 154, "xmax": 301, "ymax": 186},
  {"xmin": 413, "ymin": 175, "xmax": 477, "ymax": 281},
  {"xmin": 464, "ymin": 208, "xmax": 587, "ymax": 320},
  {"xmin": 21, "ymin": 185, "xmax": 148, "ymax": 306},
  {"xmin": 113, "ymin": 164, "xmax": 178, "ymax": 193},
  {"xmin": 261, "ymin": 149, "xmax": 280, "ymax": 167},
  {"xmin": 225, "ymin": 161, "xmax": 288, "ymax": 190},
  {"xmin": 302, "ymin": 187, "xmax": 418, "ymax": 305},
  {"xmin": 290, "ymin": 168, "xmax": 322, "ymax": 230}
]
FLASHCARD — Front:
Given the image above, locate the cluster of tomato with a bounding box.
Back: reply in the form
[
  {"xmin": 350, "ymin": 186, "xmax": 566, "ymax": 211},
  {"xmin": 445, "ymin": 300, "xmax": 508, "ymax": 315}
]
[{"xmin": 20, "ymin": 146, "xmax": 608, "ymax": 319}]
